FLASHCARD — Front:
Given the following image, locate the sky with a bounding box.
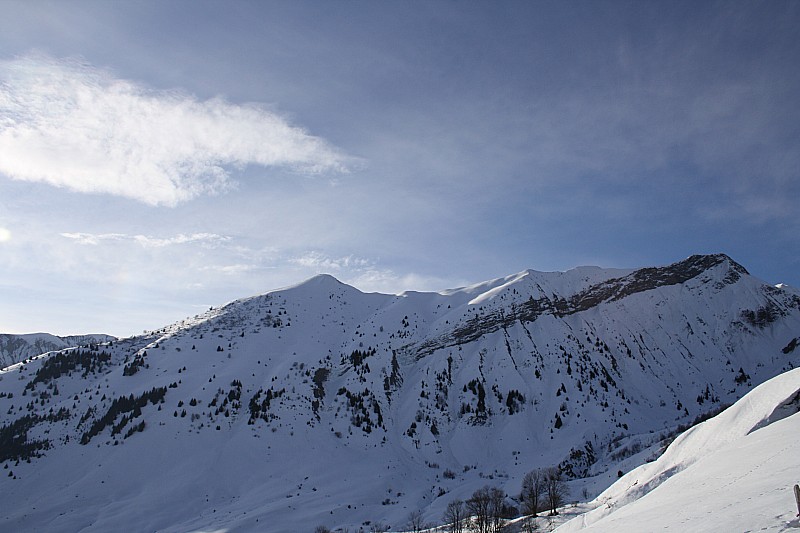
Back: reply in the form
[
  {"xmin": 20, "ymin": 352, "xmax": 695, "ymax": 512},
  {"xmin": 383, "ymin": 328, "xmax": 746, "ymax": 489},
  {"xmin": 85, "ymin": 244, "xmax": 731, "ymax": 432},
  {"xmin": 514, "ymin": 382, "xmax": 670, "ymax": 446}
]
[{"xmin": 1, "ymin": 0, "xmax": 799, "ymax": 337}]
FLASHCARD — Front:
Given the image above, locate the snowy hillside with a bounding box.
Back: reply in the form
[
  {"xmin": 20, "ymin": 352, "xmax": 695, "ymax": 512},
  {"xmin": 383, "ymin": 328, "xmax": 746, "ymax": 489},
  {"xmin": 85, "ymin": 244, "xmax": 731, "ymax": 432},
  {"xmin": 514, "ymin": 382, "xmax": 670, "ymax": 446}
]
[
  {"xmin": 0, "ymin": 254, "xmax": 798, "ymax": 532},
  {"xmin": 556, "ymin": 366, "xmax": 800, "ymax": 532},
  {"xmin": 0, "ymin": 333, "xmax": 116, "ymax": 368}
]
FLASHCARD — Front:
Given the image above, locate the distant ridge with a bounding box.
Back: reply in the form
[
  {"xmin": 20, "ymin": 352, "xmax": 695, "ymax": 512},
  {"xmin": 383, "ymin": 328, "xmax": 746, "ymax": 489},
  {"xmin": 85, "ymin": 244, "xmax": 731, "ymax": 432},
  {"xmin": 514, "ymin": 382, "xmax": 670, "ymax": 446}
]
[{"xmin": 0, "ymin": 332, "xmax": 116, "ymax": 368}]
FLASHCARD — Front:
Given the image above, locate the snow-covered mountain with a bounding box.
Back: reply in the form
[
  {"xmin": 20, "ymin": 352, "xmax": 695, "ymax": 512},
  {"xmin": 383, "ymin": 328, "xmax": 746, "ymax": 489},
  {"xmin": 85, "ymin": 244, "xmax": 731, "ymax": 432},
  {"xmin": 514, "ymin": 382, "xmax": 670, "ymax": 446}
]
[
  {"xmin": 0, "ymin": 253, "xmax": 798, "ymax": 532},
  {"xmin": 0, "ymin": 333, "xmax": 116, "ymax": 369},
  {"xmin": 555, "ymin": 365, "xmax": 800, "ymax": 532}
]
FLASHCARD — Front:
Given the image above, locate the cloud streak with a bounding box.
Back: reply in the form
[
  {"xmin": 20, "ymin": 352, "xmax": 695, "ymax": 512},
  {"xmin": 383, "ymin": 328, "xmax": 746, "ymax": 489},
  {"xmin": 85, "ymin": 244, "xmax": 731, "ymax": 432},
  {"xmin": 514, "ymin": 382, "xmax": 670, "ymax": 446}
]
[
  {"xmin": 290, "ymin": 250, "xmax": 372, "ymax": 271},
  {"xmin": 55, "ymin": 231, "xmax": 449, "ymax": 297},
  {"xmin": 0, "ymin": 54, "xmax": 353, "ymax": 206},
  {"xmin": 60, "ymin": 231, "xmax": 229, "ymax": 248},
  {"xmin": 288, "ymin": 250, "xmax": 454, "ymax": 294}
]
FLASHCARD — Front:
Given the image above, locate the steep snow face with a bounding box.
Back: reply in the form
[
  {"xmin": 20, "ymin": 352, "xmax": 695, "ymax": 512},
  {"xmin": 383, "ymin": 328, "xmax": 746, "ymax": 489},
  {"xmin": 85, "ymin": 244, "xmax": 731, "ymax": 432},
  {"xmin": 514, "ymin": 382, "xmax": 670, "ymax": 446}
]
[
  {"xmin": 0, "ymin": 254, "xmax": 799, "ymax": 532},
  {"xmin": 0, "ymin": 333, "xmax": 116, "ymax": 368},
  {"xmin": 556, "ymin": 367, "xmax": 800, "ymax": 532}
]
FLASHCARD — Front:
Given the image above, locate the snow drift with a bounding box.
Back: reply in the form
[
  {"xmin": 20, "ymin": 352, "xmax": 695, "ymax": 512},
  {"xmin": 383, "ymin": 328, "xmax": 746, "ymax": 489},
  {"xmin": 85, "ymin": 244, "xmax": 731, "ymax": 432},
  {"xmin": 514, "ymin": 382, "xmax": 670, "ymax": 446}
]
[{"xmin": 557, "ymin": 366, "xmax": 800, "ymax": 532}]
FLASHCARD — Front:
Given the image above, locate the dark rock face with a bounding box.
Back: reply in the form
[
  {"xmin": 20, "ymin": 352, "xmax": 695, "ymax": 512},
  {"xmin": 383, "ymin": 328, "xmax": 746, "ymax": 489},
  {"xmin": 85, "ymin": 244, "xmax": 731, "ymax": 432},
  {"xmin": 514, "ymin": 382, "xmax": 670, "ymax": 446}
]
[{"xmin": 417, "ymin": 254, "xmax": 751, "ymax": 357}]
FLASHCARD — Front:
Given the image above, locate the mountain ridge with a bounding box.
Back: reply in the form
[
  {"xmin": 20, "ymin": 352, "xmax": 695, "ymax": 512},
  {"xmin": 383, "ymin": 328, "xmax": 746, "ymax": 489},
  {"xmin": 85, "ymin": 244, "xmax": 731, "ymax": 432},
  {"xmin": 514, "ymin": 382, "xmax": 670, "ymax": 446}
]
[
  {"xmin": 0, "ymin": 332, "xmax": 117, "ymax": 369},
  {"xmin": 1, "ymin": 253, "xmax": 799, "ymax": 532}
]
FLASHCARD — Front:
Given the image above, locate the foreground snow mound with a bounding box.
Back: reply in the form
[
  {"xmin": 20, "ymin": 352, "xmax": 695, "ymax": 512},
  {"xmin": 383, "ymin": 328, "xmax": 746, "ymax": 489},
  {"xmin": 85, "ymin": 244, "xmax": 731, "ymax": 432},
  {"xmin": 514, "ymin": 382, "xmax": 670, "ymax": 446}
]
[{"xmin": 557, "ymin": 367, "xmax": 800, "ymax": 532}]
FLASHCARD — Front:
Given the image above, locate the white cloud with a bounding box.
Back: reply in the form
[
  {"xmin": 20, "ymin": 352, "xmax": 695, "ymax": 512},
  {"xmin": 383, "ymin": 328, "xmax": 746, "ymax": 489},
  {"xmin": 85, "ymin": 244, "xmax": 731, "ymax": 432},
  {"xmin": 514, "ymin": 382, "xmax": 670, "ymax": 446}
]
[
  {"xmin": 131, "ymin": 233, "xmax": 231, "ymax": 248},
  {"xmin": 59, "ymin": 232, "xmax": 125, "ymax": 246},
  {"xmin": 348, "ymin": 269, "xmax": 461, "ymax": 295},
  {"xmin": 288, "ymin": 250, "xmax": 457, "ymax": 294},
  {"xmin": 0, "ymin": 54, "xmax": 354, "ymax": 206},
  {"xmin": 201, "ymin": 264, "xmax": 262, "ymax": 275},
  {"xmin": 60, "ymin": 231, "xmax": 229, "ymax": 248},
  {"xmin": 290, "ymin": 251, "xmax": 372, "ymax": 271}
]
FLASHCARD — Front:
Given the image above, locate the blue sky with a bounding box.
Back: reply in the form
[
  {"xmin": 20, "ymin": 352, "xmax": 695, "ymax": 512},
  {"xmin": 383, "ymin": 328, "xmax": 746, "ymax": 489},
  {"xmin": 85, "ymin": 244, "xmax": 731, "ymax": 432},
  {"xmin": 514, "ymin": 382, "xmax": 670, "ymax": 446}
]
[{"xmin": 1, "ymin": 0, "xmax": 799, "ymax": 337}]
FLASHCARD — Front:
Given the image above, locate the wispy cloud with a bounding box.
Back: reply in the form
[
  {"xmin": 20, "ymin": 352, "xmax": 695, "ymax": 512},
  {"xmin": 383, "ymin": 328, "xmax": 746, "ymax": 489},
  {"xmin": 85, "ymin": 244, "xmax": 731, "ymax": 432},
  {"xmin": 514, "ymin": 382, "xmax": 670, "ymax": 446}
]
[
  {"xmin": 290, "ymin": 251, "xmax": 372, "ymax": 271},
  {"xmin": 201, "ymin": 264, "xmax": 262, "ymax": 275},
  {"xmin": 54, "ymin": 230, "xmax": 450, "ymax": 295},
  {"xmin": 288, "ymin": 250, "xmax": 455, "ymax": 294},
  {"xmin": 60, "ymin": 232, "xmax": 229, "ymax": 248},
  {"xmin": 347, "ymin": 268, "xmax": 456, "ymax": 295},
  {"xmin": 0, "ymin": 53, "xmax": 354, "ymax": 206}
]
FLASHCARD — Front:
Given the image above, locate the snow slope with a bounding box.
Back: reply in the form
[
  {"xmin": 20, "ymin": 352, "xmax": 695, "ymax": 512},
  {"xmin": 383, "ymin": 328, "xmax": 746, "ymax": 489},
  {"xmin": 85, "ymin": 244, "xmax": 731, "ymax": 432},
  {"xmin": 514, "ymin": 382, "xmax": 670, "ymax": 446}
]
[
  {"xmin": 556, "ymin": 366, "xmax": 800, "ymax": 532},
  {"xmin": 0, "ymin": 254, "xmax": 798, "ymax": 532}
]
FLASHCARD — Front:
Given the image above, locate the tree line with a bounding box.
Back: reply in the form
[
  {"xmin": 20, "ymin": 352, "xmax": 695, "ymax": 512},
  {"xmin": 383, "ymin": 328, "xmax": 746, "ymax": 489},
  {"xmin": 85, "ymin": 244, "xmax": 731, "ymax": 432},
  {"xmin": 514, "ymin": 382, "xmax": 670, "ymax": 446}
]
[
  {"xmin": 442, "ymin": 467, "xmax": 565, "ymax": 532},
  {"xmin": 312, "ymin": 465, "xmax": 567, "ymax": 533}
]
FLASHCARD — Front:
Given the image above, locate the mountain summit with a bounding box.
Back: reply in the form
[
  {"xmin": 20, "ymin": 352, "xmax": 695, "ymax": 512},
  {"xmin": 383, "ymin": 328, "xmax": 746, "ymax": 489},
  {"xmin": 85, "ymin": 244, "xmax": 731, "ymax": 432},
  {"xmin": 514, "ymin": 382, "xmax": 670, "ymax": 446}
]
[{"xmin": 1, "ymin": 254, "xmax": 798, "ymax": 532}]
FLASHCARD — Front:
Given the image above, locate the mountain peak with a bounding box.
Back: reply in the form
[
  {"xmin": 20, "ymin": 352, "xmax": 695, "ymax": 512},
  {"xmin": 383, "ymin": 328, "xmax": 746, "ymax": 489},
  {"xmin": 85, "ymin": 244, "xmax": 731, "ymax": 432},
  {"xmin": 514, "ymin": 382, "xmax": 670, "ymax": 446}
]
[
  {"xmin": 608, "ymin": 253, "xmax": 749, "ymax": 296},
  {"xmin": 303, "ymin": 273, "xmax": 343, "ymax": 285},
  {"xmin": 680, "ymin": 253, "xmax": 748, "ymax": 274},
  {"xmin": 284, "ymin": 273, "xmax": 348, "ymax": 292}
]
